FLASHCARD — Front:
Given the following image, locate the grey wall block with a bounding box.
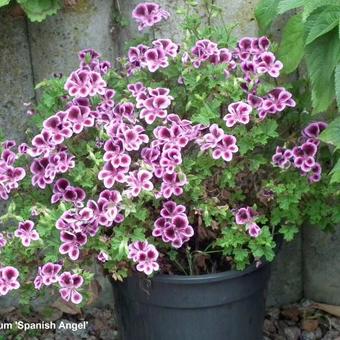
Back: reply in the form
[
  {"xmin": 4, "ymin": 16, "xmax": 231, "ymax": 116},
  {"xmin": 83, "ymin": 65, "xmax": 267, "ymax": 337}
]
[
  {"xmin": 28, "ymin": 0, "xmax": 116, "ymax": 84},
  {"xmin": 304, "ymin": 226, "xmax": 340, "ymax": 304},
  {"xmin": 267, "ymin": 235, "xmax": 303, "ymax": 306},
  {"xmin": 216, "ymin": 0, "xmax": 260, "ymax": 38},
  {"xmin": 0, "ymin": 9, "xmax": 35, "ymax": 142}
]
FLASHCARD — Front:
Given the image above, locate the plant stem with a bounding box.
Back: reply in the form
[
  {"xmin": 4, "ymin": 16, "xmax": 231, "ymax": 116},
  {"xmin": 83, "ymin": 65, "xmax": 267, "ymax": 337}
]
[
  {"xmin": 173, "ymin": 258, "xmax": 188, "ymax": 275},
  {"xmin": 193, "ymin": 249, "xmax": 222, "ymax": 255},
  {"xmin": 186, "ymin": 246, "xmax": 194, "ymax": 275}
]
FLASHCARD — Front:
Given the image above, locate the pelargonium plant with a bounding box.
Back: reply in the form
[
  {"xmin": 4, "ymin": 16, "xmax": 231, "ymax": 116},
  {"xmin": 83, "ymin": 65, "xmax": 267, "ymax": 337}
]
[{"xmin": 0, "ymin": 1, "xmax": 339, "ymax": 307}]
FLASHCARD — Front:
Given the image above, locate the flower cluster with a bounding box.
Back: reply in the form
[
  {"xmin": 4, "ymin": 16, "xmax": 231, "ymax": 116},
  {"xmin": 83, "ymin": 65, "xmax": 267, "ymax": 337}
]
[
  {"xmin": 273, "ymin": 121, "xmax": 327, "ymax": 182},
  {"xmin": 34, "ymin": 262, "xmax": 83, "ymax": 304},
  {"xmin": 14, "ymin": 220, "xmax": 40, "ymax": 247},
  {"xmin": 125, "ymin": 170, "xmax": 153, "ymax": 197},
  {"xmin": 0, "ymin": 141, "xmax": 26, "ymax": 200},
  {"xmin": 235, "ymin": 37, "xmax": 278, "ymax": 75},
  {"xmin": 199, "ymin": 124, "xmax": 239, "ymax": 162},
  {"xmin": 59, "ymin": 272, "xmax": 84, "ymax": 304},
  {"xmin": 132, "ymin": 2, "xmax": 169, "ymax": 31},
  {"xmin": 65, "ymin": 48, "xmax": 110, "ymax": 98},
  {"xmin": 0, "ymin": 266, "xmax": 20, "ymax": 296},
  {"xmin": 224, "ymin": 102, "xmax": 252, "ymax": 127},
  {"xmin": 128, "ymin": 240, "xmax": 160, "ymax": 275},
  {"xmin": 256, "ymin": 88, "xmax": 296, "ymax": 120},
  {"xmin": 34, "ymin": 262, "xmax": 62, "ymax": 289},
  {"xmin": 188, "ymin": 39, "xmax": 233, "ymax": 69},
  {"xmin": 127, "ymin": 39, "xmax": 178, "ymax": 75},
  {"xmin": 153, "ymin": 201, "xmax": 194, "ymax": 248},
  {"xmin": 235, "ymin": 207, "xmax": 261, "ymax": 238},
  {"xmin": 97, "ymin": 250, "xmax": 109, "ymax": 263},
  {"xmin": 185, "ymin": 38, "xmax": 295, "ymax": 122},
  {"xmin": 30, "ymin": 147, "xmax": 75, "ymax": 189},
  {"xmin": 139, "ymin": 86, "xmax": 173, "ymax": 124},
  {"xmin": 51, "ymin": 178, "xmax": 86, "ymax": 206},
  {"xmin": 56, "ymin": 189, "xmax": 123, "ymax": 260},
  {"xmin": 21, "ymin": 52, "xmax": 113, "ymax": 192},
  {"xmin": 234, "ymin": 37, "xmax": 296, "ymax": 119}
]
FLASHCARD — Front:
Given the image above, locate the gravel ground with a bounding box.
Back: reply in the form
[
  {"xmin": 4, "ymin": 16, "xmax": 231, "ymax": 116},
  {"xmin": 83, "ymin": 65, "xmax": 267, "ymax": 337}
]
[
  {"xmin": 264, "ymin": 300, "xmax": 340, "ymax": 340},
  {"xmin": 0, "ymin": 300, "xmax": 339, "ymax": 339}
]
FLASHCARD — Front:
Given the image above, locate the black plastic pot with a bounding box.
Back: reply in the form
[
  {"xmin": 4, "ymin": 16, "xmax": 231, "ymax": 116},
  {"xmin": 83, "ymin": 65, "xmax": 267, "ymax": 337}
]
[{"xmin": 113, "ymin": 262, "xmax": 270, "ymax": 340}]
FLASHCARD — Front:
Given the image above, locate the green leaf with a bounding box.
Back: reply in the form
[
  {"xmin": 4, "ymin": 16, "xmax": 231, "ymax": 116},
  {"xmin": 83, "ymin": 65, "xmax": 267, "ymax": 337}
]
[
  {"xmin": 249, "ymin": 154, "xmax": 267, "ymax": 171},
  {"xmin": 277, "ymin": 14, "xmax": 305, "ymax": 73},
  {"xmin": 191, "ymin": 99, "xmax": 220, "ymax": 124},
  {"xmin": 335, "ymin": 64, "xmax": 340, "ymax": 108},
  {"xmin": 0, "ymin": 0, "xmax": 10, "ymax": 6},
  {"xmin": 255, "ymin": 0, "xmax": 280, "ymax": 33},
  {"xmin": 305, "ymin": 6, "xmax": 340, "ymax": 45},
  {"xmin": 319, "ymin": 117, "xmax": 340, "ymax": 149},
  {"xmin": 279, "ymin": 225, "xmax": 299, "ymax": 241},
  {"xmin": 118, "ymin": 239, "xmax": 128, "ymax": 257},
  {"xmin": 278, "ymin": 0, "xmax": 304, "ymax": 14},
  {"xmin": 305, "ymin": 28, "xmax": 340, "ymax": 113},
  {"xmin": 302, "ymin": 0, "xmax": 340, "ymax": 21},
  {"xmin": 17, "ymin": 0, "xmax": 61, "ymax": 22},
  {"xmin": 330, "ymin": 158, "xmax": 340, "ymax": 184}
]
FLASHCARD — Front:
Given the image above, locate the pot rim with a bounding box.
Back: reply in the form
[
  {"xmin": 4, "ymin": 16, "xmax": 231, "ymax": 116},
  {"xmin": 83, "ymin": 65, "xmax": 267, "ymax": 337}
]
[{"xmin": 148, "ymin": 262, "xmax": 267, "ymax": 285}]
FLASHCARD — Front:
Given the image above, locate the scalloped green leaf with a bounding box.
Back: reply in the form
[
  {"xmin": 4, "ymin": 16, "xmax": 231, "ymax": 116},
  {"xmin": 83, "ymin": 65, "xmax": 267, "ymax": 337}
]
[
  {"xmin": 302, "ymin": 0, "xmax": 340, "ymax": 21},
  {"xmin": 305, "ymin": 28, "xmax": 340, "ymax": 113},
  {"xmin": 278, "ymin": 0, "xmax": 304, "ymax": 15},
  {"xmin": 305, "ymin": 6, "xmax": 340, "ymax": 45},
  {"xmin": 17, "ymin": 0, "xmax": 61, "ymax": 22},
  {"xmin": 330, "ymin": 158, "xmax": 340, "ymax": 184},
  {"xmin": 255, "ymin": 0, "xmax": 280, "ymax": 33},
  {"xmin": 319, "ymin": 117, "xmax": 340, "ymax": 149},
  {"xmin": 0, "ymin": 0, "xmax": 11, "ymax": 7},
  {"xmin": 336, "ymin": 64, "xmax": 340, "ymax": 108},
  {"xmin": 277, "ymin": 14, "xmax": 305, "ymax": 73}
]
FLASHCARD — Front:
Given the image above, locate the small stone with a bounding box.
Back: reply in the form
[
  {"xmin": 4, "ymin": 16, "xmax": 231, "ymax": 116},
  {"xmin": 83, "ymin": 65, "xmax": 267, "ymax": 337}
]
[
  {"xmin": 286, "ymin": 320, "xmax": 297, "ymax": 326},
  {"xmin": 267, "ymin": 307, "xmax": 280, "ymax": 319},
  {"xmin": 274, "ymin": 335, "xmax": 286, "ymax": 340},
  {"xmin": 301, "ymin": 299, "xmax": 315, "ymax": 308},
  {"xmin": 263, "ymin": 318, "xmax": 277, "ymax": 334},
  {"xmin": 55, "ymin": 319, "xmax": 89, "ymax": 339},
  {"xmin": 301, "ymin": 330, "xmax": 317, "ymax": 340},
  {"xmin": 313, "ymin": 327, "xmax": 322, "ymax": 338},
  {"xmin": 42, "ymin": 333, "xmax": 55, "ymax": 340},
  {"xmin": 283, "ymin": 326, "xmax": 301, "ymax": 340},
  {"xmin": 322, "ymin": 330, "xmax": 340, "ymax": 340},
  {"xmin": 99, "ymin": 329, "xmax": 118, "ymax": 340},
  {"xmin": 277, "ymin": 320, "xmax": 288, "ymax": 330},
  {"xmin": 331, "ymin": 317, "xmax": 340, "ymax": 332},
  {"xmin": 281, "ymin": 307, "xmax": 301, "ymax": 322},
  {"xmin": 302, "ymin": 319, "xmax": 319, "ymax": 332}
]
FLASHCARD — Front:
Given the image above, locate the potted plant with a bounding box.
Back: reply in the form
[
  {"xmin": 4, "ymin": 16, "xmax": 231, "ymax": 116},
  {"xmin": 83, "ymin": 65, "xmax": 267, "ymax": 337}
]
[{"xmin": 0, "ymin": 1, "xmax": 338, "ymax": 339}]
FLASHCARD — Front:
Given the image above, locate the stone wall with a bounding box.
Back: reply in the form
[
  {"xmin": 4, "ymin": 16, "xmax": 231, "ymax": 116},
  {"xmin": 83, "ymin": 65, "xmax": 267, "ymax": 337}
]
[{"xmin": 0, "ymin": 0, "xmax": 336, "ymax": 308}]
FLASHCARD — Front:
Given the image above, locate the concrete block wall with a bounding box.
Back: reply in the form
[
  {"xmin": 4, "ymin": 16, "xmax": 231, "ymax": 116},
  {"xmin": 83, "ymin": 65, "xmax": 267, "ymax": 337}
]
[
  {"xmin": 0, "ymin": 8, "xmax": 34, "ymax": 141},
  {"xmin": 304, "ymin": 227, "xmax": 340, "ymax": 305},
  {"xmin": 0, "ymin": 0, "xmax": 337, "ymax": 308},
  {"xmin": 28, "ymin": 0, "xmax": 117, "ymax": 86}
]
